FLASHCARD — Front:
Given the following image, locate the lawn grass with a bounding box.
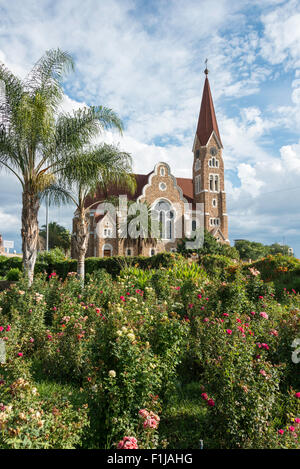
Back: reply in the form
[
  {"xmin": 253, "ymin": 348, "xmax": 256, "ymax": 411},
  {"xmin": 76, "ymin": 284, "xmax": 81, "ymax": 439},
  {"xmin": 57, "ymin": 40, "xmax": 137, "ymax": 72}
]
[{"xmin": 160, "ymin": 382, "xmax": 211, "ymax": 449}]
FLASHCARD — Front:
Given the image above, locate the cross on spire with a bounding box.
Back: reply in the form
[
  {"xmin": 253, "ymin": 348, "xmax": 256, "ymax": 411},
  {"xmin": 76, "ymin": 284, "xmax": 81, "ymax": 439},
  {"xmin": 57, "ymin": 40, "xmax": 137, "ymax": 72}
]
[{"xmin": 204, "ymin": 58, "xmax": 209, "ymax": 75}]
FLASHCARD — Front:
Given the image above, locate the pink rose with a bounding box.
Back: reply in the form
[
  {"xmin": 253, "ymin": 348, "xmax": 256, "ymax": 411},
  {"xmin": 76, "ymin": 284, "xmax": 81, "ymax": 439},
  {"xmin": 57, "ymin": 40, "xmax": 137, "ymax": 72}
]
[
  {"xmin": 278, "ymin": 429, "xmax": 284, "ymax": 435},
  {"xmin": 259, "ymin": 369, "xmax": 267, "ymax": 377},
  {"xmin": 260, "ymin": 312, "xmax": 268, "ymax": 319},
  {"xmin": 207, "ymin": 399, "xmax": 215, "ymax": 407},
  {"xmin": 289, "ymin": 426, "xmax": 295, "ymax": 432},
  {"xmin": 6, "ymin": 325, "xmax": 11, "ymax": 332},
  {"xmin": 117, "ymin": 436, "xmax": 138, "ymax": 450},
  {"xmin": 295, "ymin": 392, "xmax": 300, "ymax": 399},
  {"xmin": 201, "ymin": 393, "xmax": 208, "ymax": 400},
  {"xmin": 138, "ymin": 409, "xmax": 149, "ymax": 419},
  {"xmin": 226, "ymin": 329, "xmax": 233, "ymax": 335}
]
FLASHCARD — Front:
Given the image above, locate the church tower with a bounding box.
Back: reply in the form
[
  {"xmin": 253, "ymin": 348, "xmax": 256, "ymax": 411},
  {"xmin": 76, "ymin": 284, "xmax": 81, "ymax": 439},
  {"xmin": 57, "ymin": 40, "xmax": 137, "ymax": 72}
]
[{"xmin": 192, "ymin": 63, "xmax": 229, "ymax": 243}]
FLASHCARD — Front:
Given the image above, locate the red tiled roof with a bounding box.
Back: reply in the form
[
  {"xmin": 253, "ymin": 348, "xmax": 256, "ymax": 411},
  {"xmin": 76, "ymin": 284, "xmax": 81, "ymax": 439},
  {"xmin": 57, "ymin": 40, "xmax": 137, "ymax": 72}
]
[
  {"xmin": 176, "ymin": 177, "xmax": 193, "ymax": 202},
  {"xmin": 84, "ymin": 173, "xmax": 194, "ymax": 208},
  {"xmin": 196, "ymin": 76, "xmax": 222, "ymax": 147}
]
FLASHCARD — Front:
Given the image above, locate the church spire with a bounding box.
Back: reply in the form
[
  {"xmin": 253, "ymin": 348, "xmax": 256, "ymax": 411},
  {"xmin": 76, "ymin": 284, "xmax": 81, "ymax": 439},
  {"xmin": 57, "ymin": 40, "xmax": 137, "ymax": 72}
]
[{"xmin": 196, "ymin": 62, "xmax": 222, "ymax": 147}]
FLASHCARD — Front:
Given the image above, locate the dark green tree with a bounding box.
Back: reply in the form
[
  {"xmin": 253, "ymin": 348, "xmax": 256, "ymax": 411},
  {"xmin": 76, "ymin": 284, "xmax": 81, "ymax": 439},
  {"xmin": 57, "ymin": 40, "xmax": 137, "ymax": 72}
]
[{"xmin": 39, "ymin": 222, "xmax": 71, "ymax": 255}]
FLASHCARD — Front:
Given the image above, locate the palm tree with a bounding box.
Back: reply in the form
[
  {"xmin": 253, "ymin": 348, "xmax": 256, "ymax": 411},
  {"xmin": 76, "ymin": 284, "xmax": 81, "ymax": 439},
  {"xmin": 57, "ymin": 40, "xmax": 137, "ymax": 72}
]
[
  {"xmin": 46, "ymin": 144, "xmax": 136, "ymax": 281},
  {"xmin": 119, "ymin": 200, "xmax": 158, "ymax": 256},
  {"xmin": 0, "ymin": 48, "xmax": 123, "ymax": 284}
]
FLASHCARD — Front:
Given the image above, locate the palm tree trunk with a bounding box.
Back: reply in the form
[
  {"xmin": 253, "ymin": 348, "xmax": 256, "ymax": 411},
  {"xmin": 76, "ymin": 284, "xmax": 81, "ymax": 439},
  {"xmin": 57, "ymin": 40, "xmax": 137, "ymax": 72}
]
[
  {"xmin": 21, "ymin": 188, "xmax": 40, "ymax": 286},
  {"xmin": 75, "ymin": 210, "xmax": 89, "ymax": 283}
]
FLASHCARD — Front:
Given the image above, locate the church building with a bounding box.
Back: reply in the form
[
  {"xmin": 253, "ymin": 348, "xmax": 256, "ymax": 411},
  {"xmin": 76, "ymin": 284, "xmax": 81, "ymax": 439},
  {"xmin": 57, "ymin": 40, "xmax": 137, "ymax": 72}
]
[{"xmin": 72, "ymin": 68, "xmax": 229, "ymax": 258}]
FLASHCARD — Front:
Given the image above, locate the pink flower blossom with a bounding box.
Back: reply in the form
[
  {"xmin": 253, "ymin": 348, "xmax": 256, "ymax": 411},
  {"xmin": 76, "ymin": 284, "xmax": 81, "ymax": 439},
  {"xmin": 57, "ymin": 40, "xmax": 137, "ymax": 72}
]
[
  {"xmin": 295, "ymin": 392, "xmax": 300, "ymax": 399},
  {"xmin": 207, "ymin": 399, "xmax": 215, "ymax": 407},
  {"xmin": 201, "ymin": 393, "xmax": 208, "ymax": 400},
  {"xmin": 188, "ymin": 303, "xmax": 194, "ymax": 309},
  {"xmin": 261, "ymin": 343, "xmax": 269, "ymax": 350},
  {"xmin": 143, "ymin": 418, "xmax": 158, "ymax": 429},
  {"xmin": 260, "ymin": 312, "xmax": 268, "ymax": 319},
  {"xmin": 29, "ymin": 338, "xmax": 34, "ymax": 343},
  {"xmin": 204, "ymin": 318, "xmax": 209, "ymax": 322},
  {"xmin": 0, "ymin": 327, "xmax": 3, "ymax": 332},
  {"xmin": 17, "ymin": 352, "xmax": 23, "ymax": 357},
  {"xmin": 250, "ymin": 311, "xmax": 256, "ymax": 316},
  {"xmin": 223, "ymin": 313, "xmax": 229, "ymax": 317},
  {"xmin": 226, "ymin": 329, "xmax": 233, "ymax": 335},
  {"xmin": 197, "ymin": 294, "xmax": 202, "ymax": 299},
  {"xmin": 259, "ymin": 369, "xmax": 267, "ymax": 376},
  {"xmin": 295, "ymin": 418, "xmax": 300, "ymax": 424},
  {"xmin": 6, "ymin": 325, "xmax": 11, "ymax": 332},
  {"xmin": 289, "ymin": 426, "xmax": 295, "ymax": 432},
  {"xmin": 138, "ymin": 409, "xmax": 149, "ymax": 419},
  {"xmin": 117, "ymin": 436, "xmax": 138, "ymax": 449},
  {"xmin": 278, "ymin": 429, "xmax": 284, "ymax": 435}
]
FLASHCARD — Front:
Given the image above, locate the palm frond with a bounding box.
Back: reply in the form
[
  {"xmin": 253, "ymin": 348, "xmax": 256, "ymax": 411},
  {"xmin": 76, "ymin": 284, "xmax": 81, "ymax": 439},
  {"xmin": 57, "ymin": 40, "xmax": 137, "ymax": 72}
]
[
  {"xmin": 24, "ymin": 48, "xmax": 74, "ymax": 109},
  {"xmin": 0, "ymin": 62, "xmax": 24, "ymax": 127},
  {"xmin": 41, "ymin": 183, "xmax": 77, "ymax": 207}
]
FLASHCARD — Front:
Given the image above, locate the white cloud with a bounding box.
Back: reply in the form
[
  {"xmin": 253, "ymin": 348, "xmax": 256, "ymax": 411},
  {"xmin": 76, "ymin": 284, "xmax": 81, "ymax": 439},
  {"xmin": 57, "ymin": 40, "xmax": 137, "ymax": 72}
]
[{"xmin": 260, "ymin": 0, "xmax": 300, "ymax": 66}]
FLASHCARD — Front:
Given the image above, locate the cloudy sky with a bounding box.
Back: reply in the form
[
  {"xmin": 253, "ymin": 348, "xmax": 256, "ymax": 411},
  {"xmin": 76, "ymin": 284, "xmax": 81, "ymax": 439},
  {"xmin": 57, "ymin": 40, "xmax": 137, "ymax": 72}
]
[{"xmin": 0, "ymin": 0, "xmax": 300, "ymax": 255}]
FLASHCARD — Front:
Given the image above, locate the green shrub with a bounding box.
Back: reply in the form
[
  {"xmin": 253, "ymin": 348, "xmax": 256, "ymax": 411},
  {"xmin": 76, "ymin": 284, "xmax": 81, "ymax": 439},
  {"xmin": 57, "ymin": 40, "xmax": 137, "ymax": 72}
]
[
  {"xmin": 0, "ymin": 362, "xmax": 88, "ymax": 449},
  {"xmin": 6, "ymin": 268, "xmax": 22, "ymax": 281}
]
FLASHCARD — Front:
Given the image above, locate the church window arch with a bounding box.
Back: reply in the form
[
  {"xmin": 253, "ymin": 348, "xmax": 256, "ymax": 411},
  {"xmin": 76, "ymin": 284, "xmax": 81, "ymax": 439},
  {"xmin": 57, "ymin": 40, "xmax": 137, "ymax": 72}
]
[
  {"xmin": 153, "ymin": 200, "xmax": 175, "ymax": 240},
  {"xmin": 195, "ymin": 175, "xmax": 201, "ymax": 194},
  {"xmin": 215, "ymin": 175, "xmax": 219, "ymax": 192}
]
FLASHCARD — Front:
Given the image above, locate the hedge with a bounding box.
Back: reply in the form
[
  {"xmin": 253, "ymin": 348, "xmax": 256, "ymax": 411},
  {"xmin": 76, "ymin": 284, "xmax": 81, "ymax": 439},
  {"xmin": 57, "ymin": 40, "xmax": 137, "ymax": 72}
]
[{"xmin": 0, "ymin": 252, "xmax": 182, "ymax": 279}]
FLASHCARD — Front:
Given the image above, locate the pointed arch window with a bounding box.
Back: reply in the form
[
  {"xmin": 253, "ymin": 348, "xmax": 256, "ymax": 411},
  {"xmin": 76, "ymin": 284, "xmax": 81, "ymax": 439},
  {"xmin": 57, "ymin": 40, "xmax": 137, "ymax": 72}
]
[
  {"xmin": 215, "ymin": 175, "xmax": 219, "ymax": 192},
  {"xmin": 195, "ymin": 175, "xmax": 201, "ymax": 194},
  {"xmin": 195, "ymin": 159, "xmax": 201, "ymax": 171},
  {"xmin": 209, "ymin": 174, "xmax": 220, "ymax": 192},
  {"xmin": 154, "ymin": 200, "xmax": 174, "ymax": 240}
]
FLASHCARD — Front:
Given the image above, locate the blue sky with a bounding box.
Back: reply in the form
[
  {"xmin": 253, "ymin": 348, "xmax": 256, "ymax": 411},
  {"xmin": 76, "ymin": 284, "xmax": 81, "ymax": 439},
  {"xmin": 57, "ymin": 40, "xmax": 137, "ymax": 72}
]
[{"xmin": 0, "ymin": 0, "xmax": 300, "ymax": 255}]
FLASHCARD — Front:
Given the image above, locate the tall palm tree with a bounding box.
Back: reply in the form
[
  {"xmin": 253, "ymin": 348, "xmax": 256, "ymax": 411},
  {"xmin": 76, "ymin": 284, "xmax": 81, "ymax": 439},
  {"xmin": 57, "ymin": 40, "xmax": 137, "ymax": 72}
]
[
  {"xmin": 0, "ymin": 48, "xmax": 123, "ymax": 284},
  {"xmin": 46, "ymin": 144, "xmax": 136, "ymax": 281},
  {"xmin": 119, "ymin": 200, "xmax": 158, "ymax": 256}
]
